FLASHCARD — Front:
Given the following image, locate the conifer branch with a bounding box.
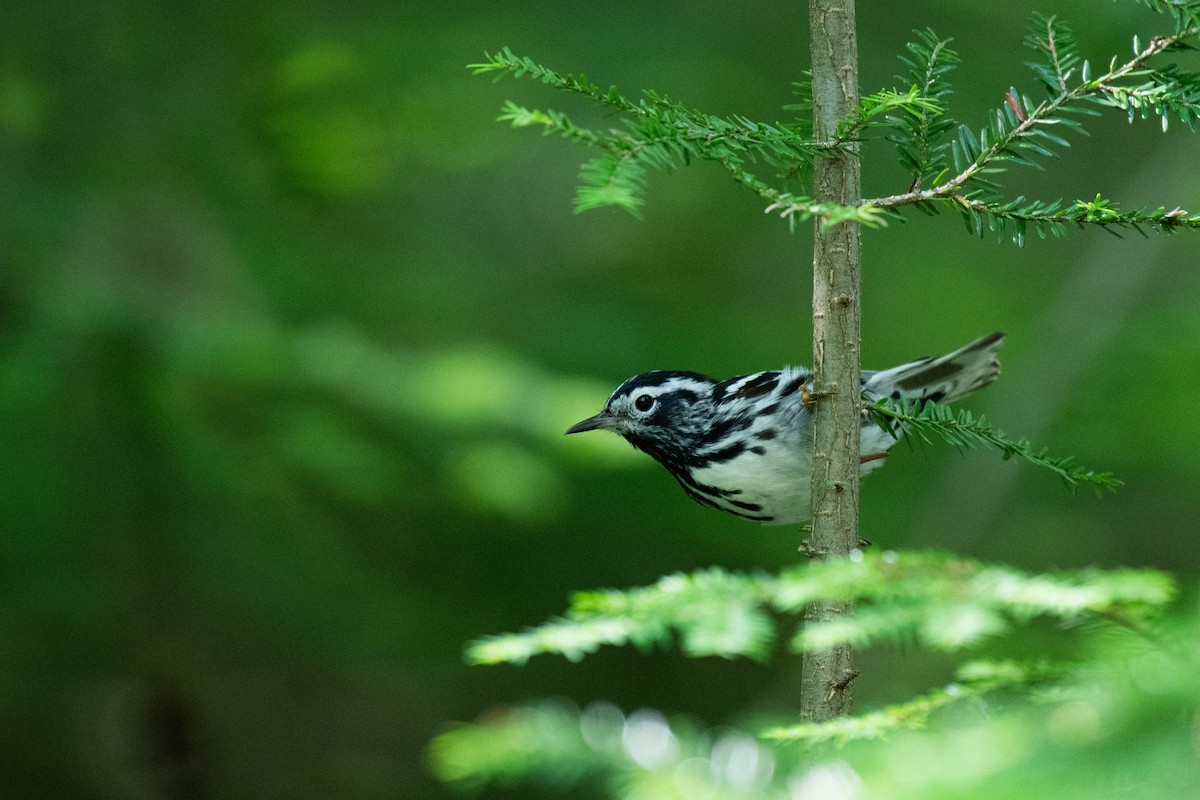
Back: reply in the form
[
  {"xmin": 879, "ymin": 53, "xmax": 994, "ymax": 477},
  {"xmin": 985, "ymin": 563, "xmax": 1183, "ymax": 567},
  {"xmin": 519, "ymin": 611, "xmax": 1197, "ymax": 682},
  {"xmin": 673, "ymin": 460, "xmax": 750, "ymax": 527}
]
[
  {"xmin": 467, "ymin": 568, "xmax": 776, "ymax": 665},
  {"xmin": 867, "ymin": 16, "xmax": 1200, "ymax": 238},
  {"xmin": 948, "ymin": 193, "xmax": 1200, "ymax": 243},
  {"xmin": 867, "ymin": 397, "xmax": 1123, "ymax": 493},
  {"xmin": 465, "ymin": 554, "xmax": 1172, "ymax": 666},
  {"xmin": 470, "ymin": 48, "xmax": 928, "ymax": 224},
  {"xmin": 471, "ymin": 47, "xmax": 831, "ymax": 158},
  {"xmin": 473, "ymin": 12, "xmax": 1200, "ymax": 235}
]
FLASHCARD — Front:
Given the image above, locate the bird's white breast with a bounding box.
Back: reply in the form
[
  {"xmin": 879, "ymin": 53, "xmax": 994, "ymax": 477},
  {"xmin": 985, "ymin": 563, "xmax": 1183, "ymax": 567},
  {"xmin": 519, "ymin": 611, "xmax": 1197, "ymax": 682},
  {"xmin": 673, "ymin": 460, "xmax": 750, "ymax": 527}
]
[
  {"xmin": 691, "ymin": 387, "xmax": 814, "ymax": 524},
  {"xmin": 690, "ymin": 380, "xmax": 898, "ymax": 525}
]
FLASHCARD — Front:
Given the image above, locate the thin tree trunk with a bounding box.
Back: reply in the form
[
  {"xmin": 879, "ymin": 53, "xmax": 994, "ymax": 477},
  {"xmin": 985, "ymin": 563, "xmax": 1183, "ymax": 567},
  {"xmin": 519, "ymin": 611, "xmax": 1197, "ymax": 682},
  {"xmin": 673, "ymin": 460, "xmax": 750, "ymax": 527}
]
[{"xmin": 802, "ymin": 0, "xmax": 862, "ymax": 723}]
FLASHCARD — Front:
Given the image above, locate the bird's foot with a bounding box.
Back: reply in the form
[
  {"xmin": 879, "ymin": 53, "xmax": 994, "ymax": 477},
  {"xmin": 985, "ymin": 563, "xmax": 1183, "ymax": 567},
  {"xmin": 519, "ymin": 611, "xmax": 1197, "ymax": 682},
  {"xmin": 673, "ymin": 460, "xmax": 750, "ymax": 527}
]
[{"xmin": 800, "ymin": 381, "xmax": 820, "ymax": 408}]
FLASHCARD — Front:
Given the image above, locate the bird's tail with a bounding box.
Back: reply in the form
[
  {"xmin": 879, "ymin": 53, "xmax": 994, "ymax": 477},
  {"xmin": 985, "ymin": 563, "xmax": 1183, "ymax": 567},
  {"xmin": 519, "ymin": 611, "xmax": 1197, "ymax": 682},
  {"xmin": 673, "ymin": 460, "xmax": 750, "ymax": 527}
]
[{"xmin": 864, "ymin": 332, "xmax": 1004, "ymax": 404}]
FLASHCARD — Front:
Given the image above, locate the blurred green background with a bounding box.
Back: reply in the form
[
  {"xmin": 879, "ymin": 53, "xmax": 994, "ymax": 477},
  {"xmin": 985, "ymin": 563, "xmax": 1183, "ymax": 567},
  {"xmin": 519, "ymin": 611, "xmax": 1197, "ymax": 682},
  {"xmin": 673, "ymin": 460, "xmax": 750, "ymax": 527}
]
[{"xmin": 2, "ymin": 0, "xmax": 1198, "ymax": 797}]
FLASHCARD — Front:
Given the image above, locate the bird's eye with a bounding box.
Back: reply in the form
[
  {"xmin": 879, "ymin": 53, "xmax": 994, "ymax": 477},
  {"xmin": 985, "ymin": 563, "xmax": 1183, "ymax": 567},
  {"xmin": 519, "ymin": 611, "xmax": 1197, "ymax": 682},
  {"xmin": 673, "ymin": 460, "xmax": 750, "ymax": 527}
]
[{"xmin": 634, "ymin": 394, "xmax": 655, "ymax": 412}]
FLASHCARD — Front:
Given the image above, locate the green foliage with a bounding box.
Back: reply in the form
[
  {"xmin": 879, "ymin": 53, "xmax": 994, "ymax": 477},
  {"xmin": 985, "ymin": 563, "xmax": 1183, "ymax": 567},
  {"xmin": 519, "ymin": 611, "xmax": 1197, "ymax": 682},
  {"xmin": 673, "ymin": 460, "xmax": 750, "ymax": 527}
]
[
  {"xmin": 885, "ymin": 28, "xmax": 961, "ymax": 192},
  {"xmin": 473, "ymin": 6, "xmax": 1200, "ymax": 240},
  {"xmin": 1024, "ymin": 13, "xmax": 1085, "ymax": 95},
  {"xmin": 434, "ymin": 615, "xmax": 1200, "ymax": 799},
  {"xmin": 469, "ymin": 48, "xmax": 929, "ymax": 226},
  {"xmin": 836, "ymin": 87, "xmax": 944, "ymax": 144},
  {"xmin": 872, "ymin": 10, "xmax": 1200, "ymax": 242},
  {"xmin": 1091, "ymin": 61, "xmax": 1200, "ymax": 130},
  {"xmin": 778, "ymin": 552, "xmax": 1172, "ymax": 653},
  {"xmin": 948, "ymin": 193, "xmax": 1200, "ymax": 244},
  {"xmin": 467, "ymin": 552, "xmax": 1173, "ymax": 665},
  {"xmin": 867, "ymin": 397, "xmax": 1123, "ymax": 493},
  {"xmin": 469, "ymin": 568, "xmax": 776, "ymax": 664},
  {"xmin": 471, "ymin": 47, "xmax": 841, "ymax": 219}
]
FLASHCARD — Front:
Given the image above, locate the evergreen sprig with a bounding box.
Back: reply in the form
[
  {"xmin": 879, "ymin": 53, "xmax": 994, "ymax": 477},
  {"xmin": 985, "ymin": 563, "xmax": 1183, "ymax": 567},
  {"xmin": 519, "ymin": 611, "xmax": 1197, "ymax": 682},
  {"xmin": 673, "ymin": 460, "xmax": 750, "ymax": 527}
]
[
  {"xmin": 885, "ymin": 28, "xmax": 961, "ymax": 192},
  {"xmin": 1091, "ymin": 62, "xmax": 1200, "ymax": 131},
  {"xmin": 949, "ymin": 192, "xmax": 1200, "ymax": 243},
  {"xmin": 470, "ymin": 47, "xmax": 640, "ymax": 112},
  {"xmin": 468, "ymin": 567, "xmax": 776, "ymax": 665},
  {"xmin": 867, "ymin": 397, "xmax": 1123, "ymax": 493},
  {"xmin": 466, "ymin": 552, "xmax": 1172, "ymax": 666},
  {"xmin": 869, "ymin": 13, "xmax": 1200, "ymax": 242},
  {"xmin": 470, "ymin": 48, "xmax": 930, "ymax": 224},
  {"xmin": 836, "ymin": 87, "xmax": 944, "ymax": 143},
  {"xmin": 471, "ymin": 47, "xmax": 840, "ymax": 218},
  {"xmin": 1025, "ymin": 12, "xmax": 1084, "ymax": 95}
]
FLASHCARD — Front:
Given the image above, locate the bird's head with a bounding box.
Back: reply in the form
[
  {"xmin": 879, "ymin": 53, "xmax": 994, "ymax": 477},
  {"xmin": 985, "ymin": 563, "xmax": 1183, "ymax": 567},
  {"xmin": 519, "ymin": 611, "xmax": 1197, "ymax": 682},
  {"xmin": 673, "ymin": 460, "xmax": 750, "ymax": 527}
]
[{"xmin": 566, "ymin": 371, "xmax": 713, "ymax": 463}]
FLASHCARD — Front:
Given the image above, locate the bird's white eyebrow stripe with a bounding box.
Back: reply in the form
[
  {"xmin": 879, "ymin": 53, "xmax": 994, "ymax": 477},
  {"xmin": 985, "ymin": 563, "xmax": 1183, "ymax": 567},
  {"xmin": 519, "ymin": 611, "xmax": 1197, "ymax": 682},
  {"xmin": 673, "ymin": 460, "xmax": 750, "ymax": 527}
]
[{"xmin": 612, "ymin": 375, "xmax": 710, "ymax": 403}]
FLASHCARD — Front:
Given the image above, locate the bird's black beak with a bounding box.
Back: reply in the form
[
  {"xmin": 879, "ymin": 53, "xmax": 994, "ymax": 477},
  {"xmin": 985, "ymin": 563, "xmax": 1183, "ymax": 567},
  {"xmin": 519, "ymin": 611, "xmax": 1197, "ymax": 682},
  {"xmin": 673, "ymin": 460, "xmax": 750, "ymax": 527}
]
[{"xmin": 566, "ymin": 413, "xmax": 611, "ymax": 435}]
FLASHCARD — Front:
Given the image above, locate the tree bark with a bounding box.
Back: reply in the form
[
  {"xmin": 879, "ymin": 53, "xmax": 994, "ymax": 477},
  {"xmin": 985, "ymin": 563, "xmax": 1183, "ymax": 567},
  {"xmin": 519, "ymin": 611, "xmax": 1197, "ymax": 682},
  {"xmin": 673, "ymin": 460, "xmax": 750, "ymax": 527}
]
[{"xmin": 801, "ymin": 0, "xmax": 862, "ymax": 723}]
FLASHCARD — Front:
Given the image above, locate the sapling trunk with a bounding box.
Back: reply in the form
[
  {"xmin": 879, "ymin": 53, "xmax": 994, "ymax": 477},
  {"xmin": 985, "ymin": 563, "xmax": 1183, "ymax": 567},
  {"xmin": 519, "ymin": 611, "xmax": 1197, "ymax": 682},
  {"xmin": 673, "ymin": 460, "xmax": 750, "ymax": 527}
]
[{"xmin": 802, "ymin": 0, "xmax": 863, "ymax": 722}]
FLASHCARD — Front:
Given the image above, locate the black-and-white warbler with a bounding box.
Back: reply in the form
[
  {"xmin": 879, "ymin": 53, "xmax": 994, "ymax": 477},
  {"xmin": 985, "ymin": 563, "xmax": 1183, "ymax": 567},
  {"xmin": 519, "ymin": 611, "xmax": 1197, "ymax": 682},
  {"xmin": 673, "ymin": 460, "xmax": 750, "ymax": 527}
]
[{"xmin": 567, "ymin": 333, "xmax": 1004, "ymax": 525}]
